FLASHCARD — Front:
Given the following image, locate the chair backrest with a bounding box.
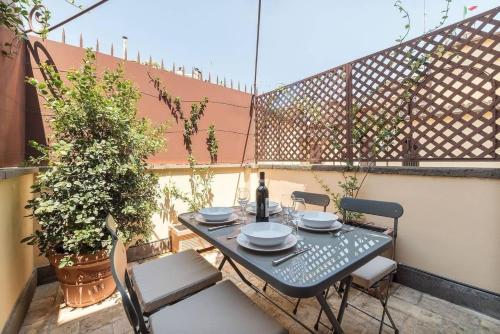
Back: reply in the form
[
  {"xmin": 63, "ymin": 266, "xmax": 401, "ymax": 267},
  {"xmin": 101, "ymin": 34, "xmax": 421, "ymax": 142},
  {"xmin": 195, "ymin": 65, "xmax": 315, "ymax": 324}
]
[
  {"xmin": 110, "ymin": 238, "xmax": 149, "ymax": 333},
  {"xmin": 340, "ymin": 198, "xmax": 403, "ymax": 219},
  {"xmin": 340, "ymin": 197, "xmax": 403, "ymax": 260},
  {"xmin": 106, "ymin": 214, "xmax": 118, "ymax": 239},
  {"xmin": 292, "ymin": 191, "xmax": 330, "ymax": 212}
]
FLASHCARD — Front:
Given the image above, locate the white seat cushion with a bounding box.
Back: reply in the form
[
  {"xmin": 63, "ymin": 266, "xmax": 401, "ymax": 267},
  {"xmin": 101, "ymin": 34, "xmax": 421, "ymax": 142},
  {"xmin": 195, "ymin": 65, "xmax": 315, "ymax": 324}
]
[
  {"xmin": 150, "ymin": 280, "xmax": 288, "ymax": 334},
  {"xmin": 352, "ymin": 256, "xmax": 397, "ymax": 289},
  {"xmin": 131, "ymin": 249, "xmax": 222, "ymax": 314}
]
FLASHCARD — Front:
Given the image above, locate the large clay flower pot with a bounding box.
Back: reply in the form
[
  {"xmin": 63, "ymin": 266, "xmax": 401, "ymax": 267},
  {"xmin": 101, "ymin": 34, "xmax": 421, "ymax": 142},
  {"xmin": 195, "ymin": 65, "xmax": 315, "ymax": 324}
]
[{"xmin": 48, "ymin": 250, "xmax": 116, "ymax": 307}]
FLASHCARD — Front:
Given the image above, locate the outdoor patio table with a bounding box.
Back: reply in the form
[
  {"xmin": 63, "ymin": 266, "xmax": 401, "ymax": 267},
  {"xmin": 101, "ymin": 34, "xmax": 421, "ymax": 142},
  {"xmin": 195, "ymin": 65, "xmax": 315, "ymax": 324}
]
[{"xmin": 178, "ymin": 212, "xmax": 392, "ymax": 334}]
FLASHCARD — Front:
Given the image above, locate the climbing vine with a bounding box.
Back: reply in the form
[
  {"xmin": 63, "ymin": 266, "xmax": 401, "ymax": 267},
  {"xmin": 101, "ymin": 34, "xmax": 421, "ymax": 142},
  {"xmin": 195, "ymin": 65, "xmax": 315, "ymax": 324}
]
[{"xmin": 206, "ymin": 125, "xmax": 218, "ymax": 163}]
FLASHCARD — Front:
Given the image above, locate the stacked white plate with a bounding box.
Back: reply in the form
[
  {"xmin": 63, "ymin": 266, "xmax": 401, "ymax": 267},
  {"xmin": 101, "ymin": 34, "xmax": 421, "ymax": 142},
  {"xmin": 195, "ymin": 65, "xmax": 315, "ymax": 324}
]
[
  {"xmin": 299, "ymin": 211, "xmax": 342, "ymax": 232},
  {"xmin": 237, "ymin": 222, "xmax": 297, "ymax": 252},
  {"xmin": 246, "ymin": 201, "xmax": 282, "ymax": 215},
  {"xmin": 196, "ymin": 207, "xmax": 237, "ymax": 225}
]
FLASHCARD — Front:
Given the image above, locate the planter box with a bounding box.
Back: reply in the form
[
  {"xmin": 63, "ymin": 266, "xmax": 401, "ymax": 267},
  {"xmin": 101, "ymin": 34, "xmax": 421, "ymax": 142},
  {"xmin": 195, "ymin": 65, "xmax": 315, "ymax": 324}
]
[{"xmin": 170, "ymin": 224, "xmax": 212, "ymax": 253}]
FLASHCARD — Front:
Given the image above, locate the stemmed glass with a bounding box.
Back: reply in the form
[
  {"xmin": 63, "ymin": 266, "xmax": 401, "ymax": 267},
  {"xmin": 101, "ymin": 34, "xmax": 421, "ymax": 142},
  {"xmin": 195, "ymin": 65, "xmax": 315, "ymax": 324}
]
[
  {"xmin": 280, "ymin": 194, "xmax": 295, "ymax": 226},
  {"xmin": 237, "ymin": 187, "xmax": 250, "ymax": 223},
  {"xmin": 292, "ymin": 197, "xmax": 306, "ymax": 241}
]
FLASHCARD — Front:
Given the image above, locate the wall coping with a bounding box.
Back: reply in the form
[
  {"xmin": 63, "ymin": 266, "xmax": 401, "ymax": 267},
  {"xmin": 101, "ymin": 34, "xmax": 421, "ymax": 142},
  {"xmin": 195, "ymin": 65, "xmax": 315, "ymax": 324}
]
[
  {"xmin": 149, "ymin": 163, "xmax": 256, "ymax": 170},
  {"xmin": 8, "ymin": 164, "xmax": 500, "ymax": 179},
  {"xmin": 0, "ymin": 167, "xmax": 39, "ymax": 180},
  {"xmin": 258, "ymin": 164, "xmax": 500, "ymax": 179}
]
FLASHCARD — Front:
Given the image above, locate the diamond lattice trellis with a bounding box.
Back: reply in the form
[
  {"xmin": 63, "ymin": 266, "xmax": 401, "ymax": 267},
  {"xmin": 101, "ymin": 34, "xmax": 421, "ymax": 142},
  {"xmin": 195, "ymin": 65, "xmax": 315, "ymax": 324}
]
[{"xmin": 255, "ymin": 7, "xmax": 500, "ymax": 162}]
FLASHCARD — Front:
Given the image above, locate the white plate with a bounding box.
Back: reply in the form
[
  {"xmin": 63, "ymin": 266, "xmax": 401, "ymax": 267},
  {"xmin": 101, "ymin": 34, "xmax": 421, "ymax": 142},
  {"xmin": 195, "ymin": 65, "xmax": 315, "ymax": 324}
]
[
  {"xmin": 302, "ymin": 211, "xmax": 339, "ymax": 228},
  {"xmin": 199, "ymin": 207, "xmax": 234, "ymax": 221},
  {"xmin": 236, "ymin": 234, "xmax": 298, "ymax": 253},
  {"xmin": 298, "ymin": 220, "xmax": 343, "ymax": 232},
  {"xmin": 195, "ymin": 213, "xmax": 239, "ymax": 225},
  {"xmin": 241, "ymin": 222, "xmax": 292, "ymax": 247},
  {"xmin": 246, "ymin": 206, "xmax": 282, "ymax": 215},
  {"xmin": 248, "ymin": 201, "xmax": 280, "ymax": 211}
]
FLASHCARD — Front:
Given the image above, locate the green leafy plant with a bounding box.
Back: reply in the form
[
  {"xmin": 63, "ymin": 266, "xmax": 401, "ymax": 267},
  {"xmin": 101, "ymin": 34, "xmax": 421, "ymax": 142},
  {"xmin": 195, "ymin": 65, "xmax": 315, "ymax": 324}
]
[
  {"xmin": 22, "ymin": 50, "xmax": 167, "ymax": 266},
  {"xmin": 164, "ymin": 156, "xmax": 214, "ymax": 212},
  {"xmin": 163, "ymin": 98, "xmax": 218, "ymax": 214},
  {"xmin": 206, "ymin": 125, "xmax": 218, "ymax": 163}
]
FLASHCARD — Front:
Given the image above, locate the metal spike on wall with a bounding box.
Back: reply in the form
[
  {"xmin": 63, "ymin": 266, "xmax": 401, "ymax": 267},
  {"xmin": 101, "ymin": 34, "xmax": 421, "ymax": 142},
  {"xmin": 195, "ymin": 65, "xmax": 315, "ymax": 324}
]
[
  {"xmin": 137, "ymin": 51, "xmax": 140, "ymax": 63},
  {"xmin": 182, "ymin": 66, "xmax": 185, "ymax": 76},
  {"xmin": 79, "ymin": 33, "xmax": 83, "ymax": 47},
  {"xmin": 149, "ymin": 55, "xmax": 152, "ymax": 66},
  {"xmin": 111, "ymin": 43, "xmax": 114, "ymax": 56},
  {"xmin": 62, "ymin": 29, "xmax": 66, "ymax": 44},
  {"xmin": 223, "ymin": 78, "xmax": 226, "ymax": 87},
  {"xmin": 245, "ymin": 84, "xmax": 247, "ymax": 93},
  {"xmin": 238, "ymin": 81, "xmax": 241, "ymax": 91},
  {"xmin": 230, "ymin": 79, "xmax": 233, "ymax": 89},
  {"xmin": 208, "ymin": 72, "xmax": 211, "ymax": 83},
  {"xmin": 161, "ymin": 59, "xmax": 164, "ymax": 70},
  {"xmin": 250, "ymin": 86, "xmax": 253, "ymax": 94},
  {"xmin": 216, "ymin": 75, "xmax": 219, "ymax": 84},
  {"xmin": 172, "ymin": 62, "xmax": 175, "ymax": 72},
  {"xmin": 96, "ymin": 39, "xmax": 99, "ymax": 52}
]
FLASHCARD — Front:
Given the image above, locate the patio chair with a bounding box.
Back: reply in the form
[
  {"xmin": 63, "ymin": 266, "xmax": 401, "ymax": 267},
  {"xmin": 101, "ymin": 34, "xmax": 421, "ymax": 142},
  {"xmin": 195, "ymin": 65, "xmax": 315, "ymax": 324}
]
[
  {"xmin": 105, "ymin": 215, "xmax": 222, "ymax": 315},
  {"xmin": 110, "ymin": 233, "xmax": 289, "ymax": 334},
  {"xmin": 291, "ymin": 191, "xmax": 330, "ymax": 211},
  {"xmin": 314, "ymin": 197, "xmax": 403, "ymax": 333},
  {"xmin": 269, "ymin": 191, "xmax": 330, "ymax": 313}
]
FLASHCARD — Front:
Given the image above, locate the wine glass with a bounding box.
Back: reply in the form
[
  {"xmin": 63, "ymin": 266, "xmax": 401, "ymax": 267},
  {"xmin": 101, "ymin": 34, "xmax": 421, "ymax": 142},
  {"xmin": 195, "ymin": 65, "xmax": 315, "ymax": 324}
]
[
  {"xmin": 280, "ymin": 194, "xmax": 294, "ymax": 226},
  {"xmin": 292, "ymin": 197, "xmax": 306, "ymax": 241},
  {"xmin": 237, "ymin": 187, "xmax": 250, "ymax": 223}
]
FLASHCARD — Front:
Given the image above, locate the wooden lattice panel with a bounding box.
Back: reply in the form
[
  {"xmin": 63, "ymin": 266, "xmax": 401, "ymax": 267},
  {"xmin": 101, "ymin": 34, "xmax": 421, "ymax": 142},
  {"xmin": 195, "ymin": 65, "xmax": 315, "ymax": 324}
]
[
  {"xmin": 255, "ymin": 7, "xmax": 500, "ymax": 162},
  {"xmin": 256, "ymin": 67, "xmax": 348, "ymax": 162}
]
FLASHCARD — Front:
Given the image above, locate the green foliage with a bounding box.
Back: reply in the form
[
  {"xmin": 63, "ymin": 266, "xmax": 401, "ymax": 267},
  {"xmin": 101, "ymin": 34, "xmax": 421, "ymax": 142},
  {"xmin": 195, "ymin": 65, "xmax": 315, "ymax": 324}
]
[
  {"xmin": 164, "ymin": 156, "xmax": 214, "ymax": 212},
  {"xmin": 0, "ymin": 0, "xmax": 50, "ymax": 56},
  {"xmin": 206, "ymin": 125, "xmax": 218, "ymax": 163},
  {"xmin": 23, "ymin": 50, "xmax": 167, "ymax": 266},
  {"xmin": 183, "ymin": 98, "xmax": 208, "ymax": 153}
]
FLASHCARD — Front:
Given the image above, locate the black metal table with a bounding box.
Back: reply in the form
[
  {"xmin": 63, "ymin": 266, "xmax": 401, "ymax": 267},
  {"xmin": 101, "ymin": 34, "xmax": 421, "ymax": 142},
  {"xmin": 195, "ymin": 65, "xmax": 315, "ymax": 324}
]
[{"xmin": 178, "ymin": 213, "xmax": 392, "ymax": 333}]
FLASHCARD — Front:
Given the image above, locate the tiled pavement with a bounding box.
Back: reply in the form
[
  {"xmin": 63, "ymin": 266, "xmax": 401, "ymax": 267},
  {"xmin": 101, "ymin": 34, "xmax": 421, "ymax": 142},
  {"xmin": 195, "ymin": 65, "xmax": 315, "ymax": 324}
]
[{"xmin": 20, "ymin": 251, "xmax": 500, "ymax": 334}]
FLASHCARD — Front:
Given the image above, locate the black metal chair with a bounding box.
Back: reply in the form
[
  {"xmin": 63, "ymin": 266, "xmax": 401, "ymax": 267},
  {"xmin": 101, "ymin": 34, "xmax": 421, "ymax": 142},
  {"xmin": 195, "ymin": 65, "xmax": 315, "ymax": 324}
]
[
  {"xmin": 106, "ymin": 215, "xmax": 222, "ymax": 315},
  {"xmin": 109, "ymin": 227, "xmax": 288, "ymax": 334},
  {"xmin": 292, "ymin": 191, "xmax": 330, "ymax": 211},
  {"xmin": 314, "ymin": 197, "xmax": 403, "ymax": 333},
  {"xmin": 263, "ymin": 191, "xmax": 330, "ymax": 314}
]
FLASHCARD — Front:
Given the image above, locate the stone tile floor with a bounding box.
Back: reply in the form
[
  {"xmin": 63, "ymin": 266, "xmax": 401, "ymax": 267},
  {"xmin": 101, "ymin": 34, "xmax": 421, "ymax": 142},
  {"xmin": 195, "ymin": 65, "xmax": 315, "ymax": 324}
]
[{"xmin": 20, "ymin": 250, "xmax": 500, "ymax": 334}]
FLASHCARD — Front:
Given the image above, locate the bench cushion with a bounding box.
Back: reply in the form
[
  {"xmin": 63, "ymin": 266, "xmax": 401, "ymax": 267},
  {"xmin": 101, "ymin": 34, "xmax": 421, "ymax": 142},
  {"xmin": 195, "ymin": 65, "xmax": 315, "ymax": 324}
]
[
  {"xmin": 150, "ymin": 280, "xmax": 288, "ymax": 334},
  {"xmin": 131, "ymin": 249, "xmax": 222, "ymax": 314},
  {"xmin": 352, "ymin": 256, "xmax": 397, "ymax": 289}
]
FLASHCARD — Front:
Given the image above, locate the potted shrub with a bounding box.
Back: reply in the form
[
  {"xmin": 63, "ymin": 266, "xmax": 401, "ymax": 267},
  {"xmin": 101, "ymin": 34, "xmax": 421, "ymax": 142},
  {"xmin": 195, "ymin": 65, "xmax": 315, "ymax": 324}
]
[{"xmin": 22, "ymin": 50, "xmax": 166, "ymax": 307}]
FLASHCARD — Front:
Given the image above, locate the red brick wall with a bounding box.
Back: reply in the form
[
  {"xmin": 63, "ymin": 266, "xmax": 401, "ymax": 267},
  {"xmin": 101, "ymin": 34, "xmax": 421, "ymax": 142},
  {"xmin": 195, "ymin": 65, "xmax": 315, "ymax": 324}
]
[
  {"xmin": 23, "ymin": 36, "xmax": 254, "ymax": 165},
  {"xmin": 0, "ymin": 27, "xmax": 26, "ymax": 167}
]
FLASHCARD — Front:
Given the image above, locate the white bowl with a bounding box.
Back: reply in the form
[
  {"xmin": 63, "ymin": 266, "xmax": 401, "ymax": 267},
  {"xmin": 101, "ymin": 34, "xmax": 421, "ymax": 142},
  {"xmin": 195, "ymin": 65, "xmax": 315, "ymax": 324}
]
[
  {"xmin": 248, "ymin": 201, "xmax": 280, "ymax": 211},
  {"xmin": 199, "ymin": 207, "xmax": 233, "ymax": 221},
  {"xmin": 302, "ymin": 211, "xmax": 339, "ymax": 228},
  {"xmin": 241, "ymin": 222, "xmax": 292, "ymax": 247}
]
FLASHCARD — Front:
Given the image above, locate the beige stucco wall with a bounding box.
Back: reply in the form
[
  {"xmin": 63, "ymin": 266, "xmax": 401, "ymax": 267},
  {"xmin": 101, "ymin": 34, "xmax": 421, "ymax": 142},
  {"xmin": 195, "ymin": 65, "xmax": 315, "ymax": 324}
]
[
  {"xmin": 27, "ymin": 165, "xmax": 500, "ymax": 296},
  {"xmin": 0, "ymin": 174, "xmax": 35, "ymax": 331},
  {"xmin": 153, "ymin": 165, "xmax": 258, "ymax": 240},
  {"xmin": 261, "ymin": 167, "xmax": 500, "ymax": 294}
]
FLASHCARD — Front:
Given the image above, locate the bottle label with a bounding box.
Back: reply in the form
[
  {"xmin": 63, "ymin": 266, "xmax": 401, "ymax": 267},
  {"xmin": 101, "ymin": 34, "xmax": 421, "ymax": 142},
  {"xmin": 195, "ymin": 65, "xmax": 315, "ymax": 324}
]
[{"xmin": 265, "ymin": 198, "xmax": 269, "ymax": 217}]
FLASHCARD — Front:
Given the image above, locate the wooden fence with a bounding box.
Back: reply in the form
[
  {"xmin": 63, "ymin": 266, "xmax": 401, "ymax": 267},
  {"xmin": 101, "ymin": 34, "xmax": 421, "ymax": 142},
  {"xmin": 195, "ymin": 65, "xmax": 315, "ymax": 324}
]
[{"xmin": 255, "ymin": 7, "xmax": 499, "ymax": 163}]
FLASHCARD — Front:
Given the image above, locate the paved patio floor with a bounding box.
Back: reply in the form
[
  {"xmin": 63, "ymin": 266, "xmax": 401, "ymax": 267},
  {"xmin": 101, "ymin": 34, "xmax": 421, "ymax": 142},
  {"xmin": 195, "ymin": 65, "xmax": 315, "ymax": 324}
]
[{"xmin": 20, "ymin": 251, "xmax": 500, "ymax": 334}]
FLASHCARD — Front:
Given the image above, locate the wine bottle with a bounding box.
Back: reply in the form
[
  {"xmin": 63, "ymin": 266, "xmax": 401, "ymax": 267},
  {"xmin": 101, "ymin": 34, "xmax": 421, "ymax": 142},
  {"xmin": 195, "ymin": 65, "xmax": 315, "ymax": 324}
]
[{"xmin": 256, "ymin": 172, "xmax": 269, "ymax": 222}]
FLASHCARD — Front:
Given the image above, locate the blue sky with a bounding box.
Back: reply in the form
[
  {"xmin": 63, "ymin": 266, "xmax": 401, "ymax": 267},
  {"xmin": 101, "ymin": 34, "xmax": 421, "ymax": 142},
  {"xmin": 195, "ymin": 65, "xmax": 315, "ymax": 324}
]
[{"xmin": 39, "ymin": 0, "xmax": 498, "ymax": 93}]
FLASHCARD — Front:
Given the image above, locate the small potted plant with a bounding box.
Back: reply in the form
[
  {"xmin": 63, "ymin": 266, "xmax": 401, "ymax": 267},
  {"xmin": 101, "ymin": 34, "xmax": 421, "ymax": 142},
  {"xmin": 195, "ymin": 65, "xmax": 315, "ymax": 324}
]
[{"xmin": 22, "ymin": 50, "xmax": 166, "ymax": 307}]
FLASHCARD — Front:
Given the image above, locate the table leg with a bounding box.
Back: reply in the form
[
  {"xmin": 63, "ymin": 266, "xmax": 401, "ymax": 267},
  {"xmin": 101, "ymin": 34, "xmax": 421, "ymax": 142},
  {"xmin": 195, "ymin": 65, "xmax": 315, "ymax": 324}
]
[
  {"xmin": 316, "ymin": 293, "xmax": 344, "ymax": 334},
  {"xmin": 218, "ymin": 256, "xmax": 227, "ymax": 271},
  {"xmin": 315, "ymin": 275, "xmax": 352, "ymax": 334}
]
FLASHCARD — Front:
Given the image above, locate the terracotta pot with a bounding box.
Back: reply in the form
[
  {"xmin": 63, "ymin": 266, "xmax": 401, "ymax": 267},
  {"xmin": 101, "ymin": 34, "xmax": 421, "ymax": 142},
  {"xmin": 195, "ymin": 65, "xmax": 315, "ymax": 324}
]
[{"xmin": 48, "ymin": 250, "xmax": 116, "ymax": 307}]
